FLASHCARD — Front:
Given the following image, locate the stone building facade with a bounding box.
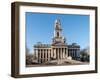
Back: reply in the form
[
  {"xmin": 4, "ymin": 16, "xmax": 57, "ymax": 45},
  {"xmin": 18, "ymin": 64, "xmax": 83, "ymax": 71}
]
[{"xmin": 34, "ymin": 19, "xmax": 80, "ymax": 64}]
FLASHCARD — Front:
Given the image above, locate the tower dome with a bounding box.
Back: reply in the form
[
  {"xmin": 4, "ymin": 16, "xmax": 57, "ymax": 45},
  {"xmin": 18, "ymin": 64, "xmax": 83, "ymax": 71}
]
[
  {"xmin": 55, "ymin": 18, "xmax": 61, "ymax": 24},
  {"xmin": 54, "ymin": 18, "xmax": 61, "ymax": 30}
]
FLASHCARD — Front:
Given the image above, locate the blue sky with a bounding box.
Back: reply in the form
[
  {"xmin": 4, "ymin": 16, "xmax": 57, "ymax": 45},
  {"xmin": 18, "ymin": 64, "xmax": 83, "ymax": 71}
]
[{"xmin": 26, "ymin": 12, "xmax": 89, "ymax": 53}]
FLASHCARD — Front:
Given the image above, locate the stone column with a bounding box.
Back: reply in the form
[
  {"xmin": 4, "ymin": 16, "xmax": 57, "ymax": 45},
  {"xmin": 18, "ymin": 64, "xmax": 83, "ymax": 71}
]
[
  {"xmin": 56, "ymin": 48, "xmax": 58, "ymax": 60},
  {"xmin": 62, "ymin": 48, "xmax": 63, "ymax": 59},
  {"xmin": 36, "ymin": 49, "xmax": 38, "ymax": 58},
  {"xmin": 42, "ymin": 49, "xmax": 44, "ymax": 63},
  {"xmin": 37, "ymin": 49, "xmax": 39, "ymax": 63},
  {"xmin": 58, "ymin": 48, "xmax": 59, "ymax": 60},
  {"xmin": 38, "ymin": 49, "xmax": 40, "ymax": 63},
  {"xmin": 60, "ymin": 48, "xmax": 62, "ymax": 59},
  {"xmin": 49, "ymin": 49, "xmax": 51, "ymax": 59},
  {"xmin": 58, "ymin": 48, "xmax": 60, "ymax": 59},
  {"xmin": 76, "ymin": 49, "xmax": 78, "ymax": 58},
  {"xmin": 59, "ymin": 48, "xmax": 61, "ymax": 59},
  {"xmin": 54, "ymin": 48, "xmax": 56, "ymax": 59},
  {"xmin": 65, "ymin": 48, "xmax": 66, "ymax": 58},
  {"xmin": 56, "ymin": 48, "xmax": 57, "ymax": 59},
  {"xmin": 39, "ymin": 49, "xmax": 41, "ymax": 63},
  {"xmin": 66, "ymin": 48, "xmax": 68, "ymax": 58},
  {"xmin": 52, "ymin": 49, "xmax": 53, "ymax": 58},
  {"xmin": 35, "ymin": 49, "xmax": 38, "ymax": 62},
  {"xmin": 44, "ymin": 49, "xmax": 47, "ymax": 61},
  {"xmin": 53, "ymin": 49, "xmax": 55, "ymax": 58},
  {"xmin": 77, "ymin": 49, "xmax": 80, "ymax": 58},
  {"xmin": 63, "ymin": 48, "xmax": 66, "ymax": 58}
]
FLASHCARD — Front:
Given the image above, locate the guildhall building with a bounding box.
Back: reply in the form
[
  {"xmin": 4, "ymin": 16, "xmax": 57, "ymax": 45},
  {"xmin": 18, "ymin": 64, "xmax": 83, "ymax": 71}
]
[{"xmin": 33, "ymin": 19, "xmax": 80, "ymax": 64}]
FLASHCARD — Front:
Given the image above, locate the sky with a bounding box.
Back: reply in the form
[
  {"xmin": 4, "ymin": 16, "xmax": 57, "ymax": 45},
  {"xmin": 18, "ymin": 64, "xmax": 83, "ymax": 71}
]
[{"xmin": 26, "ymin": 12, "xmax": 89, "ymax": 53}]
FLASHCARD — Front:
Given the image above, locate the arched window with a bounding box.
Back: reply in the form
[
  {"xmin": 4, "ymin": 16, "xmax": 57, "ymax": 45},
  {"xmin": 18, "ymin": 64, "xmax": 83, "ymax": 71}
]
[{"xmin": 57, "ymin": 32, "xmax": 59, "ymax": 37}]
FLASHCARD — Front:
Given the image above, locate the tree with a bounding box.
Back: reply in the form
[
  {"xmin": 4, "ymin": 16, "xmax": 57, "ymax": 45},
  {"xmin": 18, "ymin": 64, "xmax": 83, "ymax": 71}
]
[
  {"xmin": 80, "ymin": 48, "xmax": 90, "ymax": 62},
  {"xmin": 26, "ymin": 47, "xmax": 33, "ymax": 65},
  {"xmin": 33, "ymin": 53, "xmax": 37, "ymax": 60}
]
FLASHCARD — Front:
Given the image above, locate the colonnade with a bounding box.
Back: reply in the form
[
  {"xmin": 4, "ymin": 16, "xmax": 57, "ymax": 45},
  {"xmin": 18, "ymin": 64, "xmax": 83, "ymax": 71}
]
[
  {"xmin": 52, "ymin": 48, "xmax": 68, "ymax": 60},
  {"xmin": 34, "ymin": 47, "xmax": 68, "ymax": 63},
  {"xmin": 34, "ymin": 48, "xmax": 51, "ymax": 63},
  {"xmin": 68, "ymin": 48, "xmax": 80, "ymax": 60}
]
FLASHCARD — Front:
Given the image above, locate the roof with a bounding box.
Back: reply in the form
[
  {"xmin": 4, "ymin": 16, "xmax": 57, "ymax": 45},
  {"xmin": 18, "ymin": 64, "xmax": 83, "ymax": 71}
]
[
  {"xmin": 34, "ymin": 43, "xmax": 51, "ymax": 48},
  {"xmin": 68, "ymin": 43, "xmax": 80, "ymax": 48}
]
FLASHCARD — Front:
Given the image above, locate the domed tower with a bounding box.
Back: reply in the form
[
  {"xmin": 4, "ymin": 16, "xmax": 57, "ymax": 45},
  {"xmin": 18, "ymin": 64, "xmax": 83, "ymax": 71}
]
[
  {"xmin": 52, "ymin": 18, "xmax": 66, "ymax": 44},
  {"xmin": 51, "ymin": 19, "xmax": 68, "ymax": 62},
  {"xmin": 54, "ymin": 19, "xmax": 62, "ymax": 38}
]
